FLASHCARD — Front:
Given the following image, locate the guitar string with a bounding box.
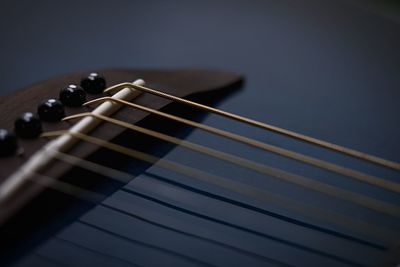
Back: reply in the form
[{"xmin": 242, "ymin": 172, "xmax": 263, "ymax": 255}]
[
  {"xmin": 139, "ymin": 171, "xmax": 385, "ymax": 249},
  {"xmin": 21, "ymin": 151, "xmax": 381, "ymax": 265},
  {"xmin": 54, "ymin": 225, "xmax": 220, "ymax": 267},
  {"xmin": 22, "ymin": 175, "xmax": 354, "ymax": 266},
  {"xmin": 4, "ymin": 84, "xmax": 398, "ymax": 265},
  {"xmin": 30, "ymin": 150, "xmax": 387, "ymax": 251},
  {"xmin": 61, "ymin": 112, "xmax": 400, "ymax": 218},
  {"xmin": 7, "ymin": 83, "xmax": 396, "ymax": 262},
  {"xmin": 40, "ymin": 130, "xmax": 399, "ymax": 244},
  {"xmin": 26, "ymin": 173, "xmax": 285, "ymax": 267},
  {"xmin": 27, "ymin": 171, "xmax": 105, "ymax": 203},
  {"xmin": 81, "ymin": 97, "xmax": 400, "ymax": 194},
  {"xmin": 46, "ymin": 151, "xmax": 384, "ymax": 249},
  {"xmin": 24, "ymin": 154, "xmax": 350, "ymax": 267},
  {"xmin": 105, "ymin": 82, "xmax": 400, "ymax": 171},
  {"xmin": 19, "ymin": 151, "xmax": 396, "ymax": 266}
]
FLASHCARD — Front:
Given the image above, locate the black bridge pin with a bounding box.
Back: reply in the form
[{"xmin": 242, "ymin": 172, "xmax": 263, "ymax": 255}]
[
  {"xmin": 80, "ymin": 72, "xmax": 106, "ymax": 94},
  {"xmin": 0, "ymin": 129, "xmax": 18, "ymax": 157},
  {"xmin": 37, "ymin": 99, "xmax": 65, "ymax": 122},
  {"xmin": 59, "ymin": 84, "xmax": 86, "ymax": 107},
  {"xmin": 14, "ymin": 112, "xmax": 43, "ymax": 138}
]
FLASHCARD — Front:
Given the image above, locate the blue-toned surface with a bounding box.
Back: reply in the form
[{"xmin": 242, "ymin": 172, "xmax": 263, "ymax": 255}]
[{"xmin": 1, "ymin": 0, "xmax": 400, "ymax": 266}]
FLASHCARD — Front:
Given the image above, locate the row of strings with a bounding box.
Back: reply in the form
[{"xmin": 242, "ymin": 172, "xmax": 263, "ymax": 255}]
[{"xmin": 32, "ymin": 82, "xmax": 400, "ymax": 250}]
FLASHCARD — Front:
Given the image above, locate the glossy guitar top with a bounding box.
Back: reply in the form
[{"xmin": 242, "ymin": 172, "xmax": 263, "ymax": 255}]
[
  {"xmin": 0, "ymin": 66, "xmax": 399, "ymax": 267},
  {"xmin": 1, "ymin": 1, "xmax": 400, "ymax": 267}
]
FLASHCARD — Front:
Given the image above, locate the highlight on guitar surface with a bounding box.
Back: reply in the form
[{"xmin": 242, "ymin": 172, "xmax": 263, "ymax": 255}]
[{"xmin": 0, "ymin": 70, "xmax": 399, "ymax": 267}]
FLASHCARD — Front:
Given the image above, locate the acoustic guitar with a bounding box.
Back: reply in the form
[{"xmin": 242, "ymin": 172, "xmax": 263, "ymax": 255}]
[
  {"xmin": 0, "ymin": 68, "xmax": 399, "ymax": 267},
  {"xmin": 1, "ymin": 1, "xmax": 400, "ymax": 267}
]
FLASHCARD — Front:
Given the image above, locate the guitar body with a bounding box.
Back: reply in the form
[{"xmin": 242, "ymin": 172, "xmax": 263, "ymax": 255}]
[{"xmin": 0, "ymin": 1, "xmax": 399, "ymax": 266}]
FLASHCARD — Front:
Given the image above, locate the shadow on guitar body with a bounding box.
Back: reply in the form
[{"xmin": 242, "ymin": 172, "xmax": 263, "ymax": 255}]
[{"xmin": 0, "ymin": 83, "xmax": 242, "ymax": 266}]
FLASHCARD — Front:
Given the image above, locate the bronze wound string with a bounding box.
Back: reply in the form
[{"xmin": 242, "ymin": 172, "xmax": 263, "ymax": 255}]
[
  {"xmin": 1, "ymin": 80, "xmax": 398, "ymax": 266},
  {"xmin": 104, "ymin": 82, "xmax": 400, "ymax": 171},
  {"xmin": 61, "ymin": 112, "xmax": 400, "ymax": 218},
  {"xmin": 25, "ymin": 172, "xmax": 287, "ymax": 267},
  {"xmin": 82, "ymin": 97, "xmax": 400, "ymax": 194},
  {"xmin": 9, "ymin": 81, "xmax": 399, "ymax": 259},
  {"xmin": 41, "ymin": 130, "xmax": 398, "ymax": 244},
  {"xmin": 39, "ymin": 151, "xmax": 393, "ymax": 251},
  {"xmin": 20, "ymin": 152, "xmax": 360, "ymax": 266}
]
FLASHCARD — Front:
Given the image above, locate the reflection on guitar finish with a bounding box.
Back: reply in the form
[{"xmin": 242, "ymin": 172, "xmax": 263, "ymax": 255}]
[{"xmin": 0, "ymin": 69, "xmax": 399, "ymax": 267}]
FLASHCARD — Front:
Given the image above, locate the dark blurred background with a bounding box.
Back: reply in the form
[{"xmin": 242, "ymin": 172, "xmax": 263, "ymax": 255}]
[{"xmin": 0, "ymin": 0, "xmax": 399, "ymax": 94}]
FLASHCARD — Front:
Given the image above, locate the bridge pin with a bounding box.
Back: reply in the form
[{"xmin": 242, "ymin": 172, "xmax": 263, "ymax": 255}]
[
  {"xmin": 37, "ymin": 99, "xmax": 65, "ymax": 122},
  {"xmin": 80, "ymin": 72, "xmax": 106, "ymax": 94}
]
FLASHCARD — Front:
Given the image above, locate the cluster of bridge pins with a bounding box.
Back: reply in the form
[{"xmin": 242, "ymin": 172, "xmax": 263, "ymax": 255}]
[{"xmin": 0, "ymin": 72, "xmax": 106, "ymax": 157}]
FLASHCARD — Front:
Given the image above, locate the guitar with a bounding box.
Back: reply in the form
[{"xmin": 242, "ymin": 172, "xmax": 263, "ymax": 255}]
[
  {"xmin": 1, "ymin": 1, "xmax": 400, "ymax": 267},
  {"xmin": 0, "ymin": 67, "xmax": 399, "ymax": 267}
]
